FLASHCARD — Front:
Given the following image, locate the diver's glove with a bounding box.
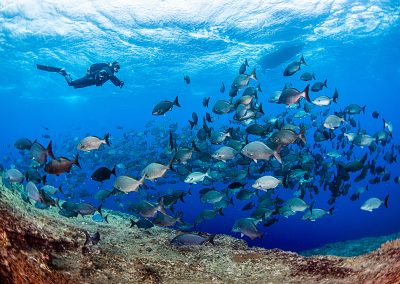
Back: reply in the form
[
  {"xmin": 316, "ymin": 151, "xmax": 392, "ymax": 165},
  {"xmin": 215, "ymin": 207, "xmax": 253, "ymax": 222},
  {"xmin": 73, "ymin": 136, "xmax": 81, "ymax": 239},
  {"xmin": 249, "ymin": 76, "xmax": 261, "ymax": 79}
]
[{"xmin": 120, "ymin": 81, "xmax": 124, "ymax": 88}]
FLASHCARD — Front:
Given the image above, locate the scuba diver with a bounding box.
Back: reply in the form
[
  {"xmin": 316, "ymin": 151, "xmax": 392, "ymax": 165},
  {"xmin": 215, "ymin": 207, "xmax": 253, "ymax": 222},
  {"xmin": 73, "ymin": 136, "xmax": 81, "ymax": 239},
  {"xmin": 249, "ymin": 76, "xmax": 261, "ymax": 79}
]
[{"xmin": 36, "ymin": 61, "xmax": 124, "ymax": 89}]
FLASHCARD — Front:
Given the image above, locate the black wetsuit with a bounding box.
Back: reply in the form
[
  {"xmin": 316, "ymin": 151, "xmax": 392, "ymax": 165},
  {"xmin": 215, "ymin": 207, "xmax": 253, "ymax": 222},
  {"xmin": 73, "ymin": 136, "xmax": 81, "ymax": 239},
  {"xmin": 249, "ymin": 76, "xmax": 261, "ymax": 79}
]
[{"xmin": 65, "ymin": 63, "xmax": 122, "ymax": 89}]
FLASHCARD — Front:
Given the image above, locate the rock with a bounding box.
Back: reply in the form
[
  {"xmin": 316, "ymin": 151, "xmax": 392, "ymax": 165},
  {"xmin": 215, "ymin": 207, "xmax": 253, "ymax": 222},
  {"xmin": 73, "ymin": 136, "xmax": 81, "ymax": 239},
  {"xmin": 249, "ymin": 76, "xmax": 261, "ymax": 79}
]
[{"xmin": 1, "ymin": 186, "xmax": 400, "ymax": 283}]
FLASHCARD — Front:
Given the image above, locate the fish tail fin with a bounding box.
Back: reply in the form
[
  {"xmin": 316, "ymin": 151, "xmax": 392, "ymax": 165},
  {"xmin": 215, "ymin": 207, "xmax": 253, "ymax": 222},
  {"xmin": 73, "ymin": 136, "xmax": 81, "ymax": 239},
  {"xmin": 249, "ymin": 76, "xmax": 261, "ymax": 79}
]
[
  {"xmin": 130, "ymin": 219, "xmax": 136, "ymax": 228},
  {"xmin": 312, "ymin": 72, "xmax": 315, "ymax": 80},
  {"xmin": 55, "ymin": 198, "xmax": 60, "ymax": 209},
  {"xmin": 158, "ymin": 197, "xmax": 167, "ymax": 214},
  {"xmin": 176, "ymin": 211, "xmax": 184, "ymax": 224},
  {"xmin": 167, "ymin": 155, "xmax": 176, "ymax": 171},
  {"xmin": 192, "ymin": 140, "xmax": 201, "ymax": 152},
  {"xmin": 299, "ymin": 128, "xmax": 307, "ymax": 144},
  {"xmin": 104, "ymin": 133, "xmax": 111, "ymax": 146},
  {"xmin": 58, "ymin": 185, "xmax": 63, "ymax": 194},
  {"xmin": 188, "ymin": 187, "xmax": 192, "ymax": 196},
  {"xmin": 83, "ymin": 231, "xmax": 91, "ymax": 246},
  {"xmin": 300, "ymin": 54, "xmax": 307, "ymax": 65},
  {"xmin": 138, "ymin": 175, "xmax": 146, "ymax": 188},
  {"xmin": 328, "ymin": 207, "xmax": 335, "ymax": 215},
  {"xmin": 47, "ymin": 140, "xmax": 55, "ymax": 159},
  {"xmin": 174, "ymin": 96, "xmax": 181, "ymax": 107},
  {"xmin": 226, "ymin": 127, "xmax": 233, "ymax": 138},
  {"xmin": 258, "ymin": 103, "xmax": 264, "ymax": 115},
  {"xmin": 245, "ymin": 58, "xmax": 249, "ymax": 67},
  {"xmin": 218, "ymin": 208, "xmax": 224, "ymax": 216},
  {"xmin": 250, "ymin": 68, "xmax": 257, "ymax": 81},
  {"xmin": 206, "ymin": 168, "xmax": 211, "ymax": 178},
  {"xmin": 273, "ymin": 145, "xmax": 282, "ymax": 164},
  {"xmin": 111, "ymin": 165, "xmax": 117, "ymax": 176},
  {"xmin": 230, "ymin": 196, "xmax": 234, "ymax": 205},
  {"xmin": 208, "ymin": 234, "xmax": 216, "ymax": 246},
  {"xmin": 188, "ymin": 120, "xmax": 195, "ymax": 130},
  {"xmin": 282, "ymin": 174, "xmax": 288, "ymax": 188},
  {"xmin": 302, "ymin": 84, "xmax": 311, "ymax": 102},
  {"xmin": 384, "ymin": 195, "xmax": 389, "ymax": 208},
  {"xmin": 309, "ymin": 200, "xmax": 315, "ymax": 213},
  {"xmin": 383, "ymin": 118, "xmax": 386, "ymax": 130},
  {"xmin": 104, "ymin": 214, "xmax": 109, "ymax": 223},
  {"xmin": 42, "ymin": 175, "xmax": 47, "ymax": 185},
  {"xmin": 362, "ymin": 105, "xmax": 366, "ymax": 114},
  {"xmin": 333, "ymin": 88, "xmax": 339, "ymax": 103},
  {"xmin": 73, "ymin": 155, "xmax": 81, "ymax": 169},
  {"xmin": 97, "ymin": 204, "xmax": 103, "ymax": 217},
  {"xmin": 257, "ymin": 83, "xmax": 262, "ymax": 92},
  {"xmin": 324, "ymin": 79, "xmax": 328, "ymax": 88},
  {"xmin": 179, "ymin": 192, "xmax": 185, "ymax": 203}
]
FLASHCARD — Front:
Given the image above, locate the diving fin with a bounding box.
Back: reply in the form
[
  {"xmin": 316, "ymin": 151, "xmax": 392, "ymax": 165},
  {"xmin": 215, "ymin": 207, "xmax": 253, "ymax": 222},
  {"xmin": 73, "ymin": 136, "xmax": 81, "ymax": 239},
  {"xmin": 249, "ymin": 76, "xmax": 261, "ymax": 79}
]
[{"xmin": 36, "ymin": 64, "xmax": 63, "ymax": 73}]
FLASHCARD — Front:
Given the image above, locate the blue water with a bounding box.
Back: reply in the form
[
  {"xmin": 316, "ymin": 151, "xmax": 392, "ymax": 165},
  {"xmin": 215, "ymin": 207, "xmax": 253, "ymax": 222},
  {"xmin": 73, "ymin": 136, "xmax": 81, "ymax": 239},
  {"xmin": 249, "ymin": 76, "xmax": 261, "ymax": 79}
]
[{"xmin": 1, "ymin": 1, "xmax": 400, "ymax": 252}]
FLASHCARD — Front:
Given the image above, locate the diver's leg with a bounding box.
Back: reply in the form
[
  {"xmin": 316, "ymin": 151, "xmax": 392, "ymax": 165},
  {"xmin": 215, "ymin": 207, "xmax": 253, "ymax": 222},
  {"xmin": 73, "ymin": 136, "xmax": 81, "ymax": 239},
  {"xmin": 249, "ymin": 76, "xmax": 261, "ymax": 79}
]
[
  {"xmin": 68, "ymin": 76, "xmax": 94, "ymax": 89},
  {"xmin": 37, "ymin": 64, "xmax": 63, "ymax": 73}
]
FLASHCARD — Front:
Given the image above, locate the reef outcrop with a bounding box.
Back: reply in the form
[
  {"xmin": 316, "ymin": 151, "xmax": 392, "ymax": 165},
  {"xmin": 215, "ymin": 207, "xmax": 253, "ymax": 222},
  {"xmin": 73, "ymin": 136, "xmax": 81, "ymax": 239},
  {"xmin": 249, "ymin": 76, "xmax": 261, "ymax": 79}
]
[{"xmin": 1, "ymin": 183, "xmax": 400, "ymax": 284}]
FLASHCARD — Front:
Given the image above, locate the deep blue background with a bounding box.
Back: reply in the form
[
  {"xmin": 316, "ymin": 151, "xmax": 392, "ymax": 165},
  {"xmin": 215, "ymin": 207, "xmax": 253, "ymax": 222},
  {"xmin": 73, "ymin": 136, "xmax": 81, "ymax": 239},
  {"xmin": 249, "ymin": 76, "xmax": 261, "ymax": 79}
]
[{"xmin": 0, "ymin": 1, "xmax": 399, "ymax": 252}]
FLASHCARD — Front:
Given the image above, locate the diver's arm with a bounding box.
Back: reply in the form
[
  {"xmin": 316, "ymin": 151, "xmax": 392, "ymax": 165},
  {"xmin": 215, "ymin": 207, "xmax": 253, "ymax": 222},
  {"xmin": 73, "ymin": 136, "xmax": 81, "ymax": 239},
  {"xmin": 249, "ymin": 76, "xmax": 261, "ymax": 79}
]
[{"xmin": 110, "ymin": 75, "xmax": 124, "ymax": 88}]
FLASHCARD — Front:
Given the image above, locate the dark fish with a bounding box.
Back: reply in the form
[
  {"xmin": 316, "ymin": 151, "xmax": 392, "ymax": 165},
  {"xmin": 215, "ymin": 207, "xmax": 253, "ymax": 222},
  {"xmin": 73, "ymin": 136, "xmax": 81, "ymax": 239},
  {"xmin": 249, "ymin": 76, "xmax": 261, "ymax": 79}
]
[
  {"xmin": 14, "ymin": 138, "xmax": 32, "ymax": 150},
  {"xmin": 59, "ymin": 208, "xmax": 78, "ymax": 218},
  {"xmin": 152, "ymin": 211, "xmax": 182, "ymax": 227},
  {"xmin": 246, "ymin": 124, "xmax": 269, "ymax": 137},
  {"xmin": 25, "ymin": 168, "xmax": 43, "ymax": 184},
  {"xmin": 349, "ymin": 117, "xmax": 357, "ymax": 127},
  {"xmin": 130, "ymin": 218, "xmax": 154, "ymax": 230},
  {"xmin": 62, "ymin": 201, "xmax": 102, "ymax": 216},
  {"xmin": 94, "ymin": 189, "xmax": 113, "ymax": 201},
  {"xmin": 91, "ymin": 165, "xmax": 116, "ymax": 182},
  {"xmin": 152, "ymin": 96, "xmax": 181, "ymax": 115},
  {"xmin": 188, "ymin": 112, "xmax": 199, "ymax": 129},
  {"xmin": 300, "ymin": 72, "xmax": 315, "ymax": 81},
  {"xmin": 283, "ymin": 55, "xmax": 306, "ymax": 76},
  {"xmin": 344, "ymin": 104, "xmax": 366, "ymax": 115},
  {"xmin": 229, "ymin": 87, "xmax": 238, "ymax": 98},
  {"xmin": 84, "ymin": 231, "xmax": 100, "ymax": 246},
  {"xmin": 382, "ymin": 173, "xmax": 391, "ymax": 182},
  {"xmin": 241, "ymin": 201, "xmax": 254, "ymax": 211},
  {"xmin": 45, "ymin": 155, "xmax": 81, "ymax": 175},
  {"xmin": 184, "ymin": 75, "xmax": 190, "ymax": 84},
  {"xmin": 311, "ymin": 79, "xmax": 327, "ymax": 92},
  {"xmin": 170, "ymin": 233, "xmax": 216, "ymax": 246},
  {"xmin": 202, "ymin": 97, "xmax": 210, "ymax": 108},
  {"xmin": 239, "ymin": 59, "xmax": 249, "ymax": 74},
  {"xmin": 26, "ymin": 182, "xmax": 59, "ymax": 208},
  {"xmin": 263, "ymin": 217, "xmax": 278, "ymax": 227},
  {"xmin": 278, "ymin": 85, "xmax": 310, "ymax": 105},
  {"xmin": 332, "ymin": 88, "xmax": 339, "ymax": 102},
  {"xmin": 228, "ymin": 181, "xmax": 246, "ymax": 190},
  {"xmin": 236, "ymin": 189, "xmax": 256, "ymax": 200},
  {"xmin": 372, "ymin": 111, "xmax": 380, "ymax": 119},
  {"xmin": 42, "ymin": 134, "xmax": 51, "ymax": 139},
  {"xmin": 220, "ymin": 82, "xmax": 225, "ymax": 93},
  {"xmin": 169, "ymin": 130, "xmax": 175, "ymax": 151},
  {"xmin": 206, "ymin": 112, "xmax": 213, "ymax": 123},
  {"xmin": 30, "ymin": 140, "xmax": 55, "ymax": 165}
]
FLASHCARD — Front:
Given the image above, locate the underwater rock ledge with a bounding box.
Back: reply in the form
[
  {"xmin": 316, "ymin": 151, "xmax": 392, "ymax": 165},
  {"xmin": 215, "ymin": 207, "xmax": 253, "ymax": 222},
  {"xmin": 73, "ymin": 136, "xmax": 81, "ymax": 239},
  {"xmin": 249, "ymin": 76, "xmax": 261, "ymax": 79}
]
[{"xmin": 1, "ymin": 186, "xmax": 400, "ymax": 284}]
